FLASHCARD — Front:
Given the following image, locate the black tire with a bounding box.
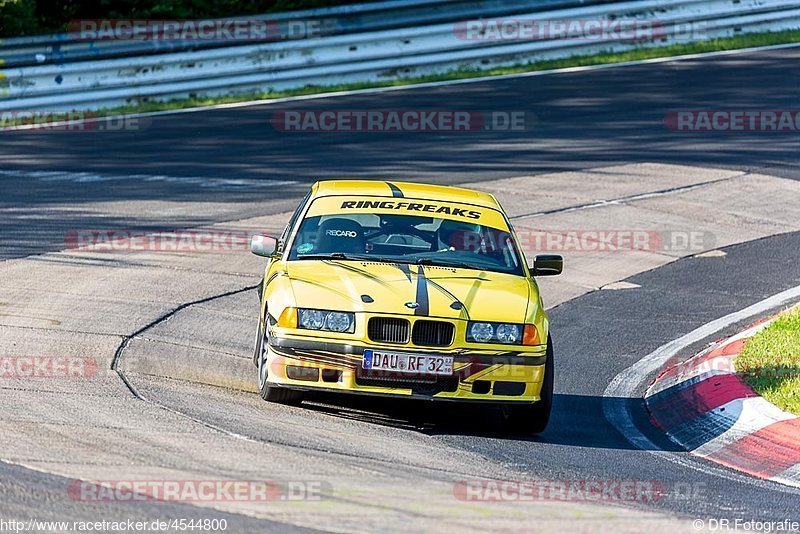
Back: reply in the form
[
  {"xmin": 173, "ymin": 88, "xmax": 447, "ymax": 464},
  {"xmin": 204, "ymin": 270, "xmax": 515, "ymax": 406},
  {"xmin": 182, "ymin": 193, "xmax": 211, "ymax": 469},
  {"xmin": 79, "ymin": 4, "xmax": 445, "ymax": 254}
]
[
  {"xmin": 254, "ymin": 316, "xmax": 304, "ymax": 405},
  {"xmin": 498, "ymin": 335, "xmax": 554, "ymax": 435}
]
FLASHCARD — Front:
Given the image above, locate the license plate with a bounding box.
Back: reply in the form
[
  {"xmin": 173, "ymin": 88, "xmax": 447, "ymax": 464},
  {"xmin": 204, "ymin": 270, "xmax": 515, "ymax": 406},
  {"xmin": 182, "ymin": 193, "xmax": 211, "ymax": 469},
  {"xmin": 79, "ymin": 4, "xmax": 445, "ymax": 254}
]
[{"xmin": 362, "ymin": 349, "xmax": 453, "ymax": 376}]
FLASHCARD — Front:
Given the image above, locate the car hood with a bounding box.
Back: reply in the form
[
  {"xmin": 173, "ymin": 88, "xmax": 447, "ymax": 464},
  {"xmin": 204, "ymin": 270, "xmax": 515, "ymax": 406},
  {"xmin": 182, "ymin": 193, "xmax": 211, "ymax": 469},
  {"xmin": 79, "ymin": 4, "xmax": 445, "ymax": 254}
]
[{"xmin": 286, "ymin": 260, "xmax": 532, "ymax": 322}]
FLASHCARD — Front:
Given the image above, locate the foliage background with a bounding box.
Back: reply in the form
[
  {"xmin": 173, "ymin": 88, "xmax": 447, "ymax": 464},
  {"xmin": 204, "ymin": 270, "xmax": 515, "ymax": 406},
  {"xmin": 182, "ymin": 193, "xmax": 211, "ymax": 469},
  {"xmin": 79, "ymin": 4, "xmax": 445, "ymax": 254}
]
[{"xmin": 0, "ymin": 0, "xmax": 378, "ymax": 37}]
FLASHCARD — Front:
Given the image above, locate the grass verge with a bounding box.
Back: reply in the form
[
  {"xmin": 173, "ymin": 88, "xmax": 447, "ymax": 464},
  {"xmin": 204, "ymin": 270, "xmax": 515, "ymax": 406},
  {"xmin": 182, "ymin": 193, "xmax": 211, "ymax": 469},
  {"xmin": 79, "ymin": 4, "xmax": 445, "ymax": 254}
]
[
  {"xmin": 737, "ymin": 307, "xmax": 800, "ymax": 415},
  {"xmin": 3, "ymin": 28, "xmax": 800, "ymax": 127}
]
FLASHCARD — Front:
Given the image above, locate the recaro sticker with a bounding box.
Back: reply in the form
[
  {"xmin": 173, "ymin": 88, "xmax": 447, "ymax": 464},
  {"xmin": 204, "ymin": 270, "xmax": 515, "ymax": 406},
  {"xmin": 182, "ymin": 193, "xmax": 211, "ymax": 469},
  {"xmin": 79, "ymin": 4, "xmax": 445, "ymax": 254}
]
[{"xmin": 325, "ymin": 229, "xmax": 358, "ymax": 237}]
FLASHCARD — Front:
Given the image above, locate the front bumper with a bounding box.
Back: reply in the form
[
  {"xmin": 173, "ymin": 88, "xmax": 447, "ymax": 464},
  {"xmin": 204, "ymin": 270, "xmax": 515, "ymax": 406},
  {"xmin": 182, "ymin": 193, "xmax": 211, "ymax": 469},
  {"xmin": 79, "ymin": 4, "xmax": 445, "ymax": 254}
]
[{"xmin": 265, "ymin": 337, "xmax": 547, "ymax": 402}]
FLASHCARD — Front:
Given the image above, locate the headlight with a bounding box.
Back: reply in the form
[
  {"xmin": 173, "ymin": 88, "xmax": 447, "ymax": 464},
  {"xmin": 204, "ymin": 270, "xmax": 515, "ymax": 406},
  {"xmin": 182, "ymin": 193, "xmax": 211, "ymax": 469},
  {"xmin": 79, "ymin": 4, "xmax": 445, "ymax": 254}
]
[
  {"xmin": 469, "ymin": 322, "xmax": 494, "ymax": 343},
  {"xmin": 496, "ymin": 323, "xmax": 520, "ymax": 344},
  {"xmin": 325, "ymin": 312, "xmax": 353, "ymax": 333},
  {"xmin": 467, "ymin": 321, "xmax": 524, "ymax": 345},
  {"xmin": 298, "ymin": 309, "xmax": 325, "ymax": 330},
  {"xmin": 297, "ymin": 308, "xmax": 355, "ymax": 333}
]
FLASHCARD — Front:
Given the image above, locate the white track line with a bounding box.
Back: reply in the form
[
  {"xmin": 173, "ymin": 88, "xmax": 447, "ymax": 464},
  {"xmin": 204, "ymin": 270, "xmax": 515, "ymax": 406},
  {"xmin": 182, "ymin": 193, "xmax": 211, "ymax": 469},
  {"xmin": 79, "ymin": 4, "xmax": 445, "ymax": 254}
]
[{"xmin": 603, "ymin": 284, "xmax": 800, "ymax": 489}]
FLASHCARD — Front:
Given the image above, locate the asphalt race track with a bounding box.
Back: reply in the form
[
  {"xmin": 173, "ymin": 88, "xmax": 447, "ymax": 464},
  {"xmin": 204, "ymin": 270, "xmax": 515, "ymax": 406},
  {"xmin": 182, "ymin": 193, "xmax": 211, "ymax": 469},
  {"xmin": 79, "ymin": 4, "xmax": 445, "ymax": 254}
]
[
  {"xmin": 1, "ymin": 46, "xmax": 800, "ymax": 531},
  {"xmin": 3, "ymin": 46, "xmax": 800, "ymax": 184}
]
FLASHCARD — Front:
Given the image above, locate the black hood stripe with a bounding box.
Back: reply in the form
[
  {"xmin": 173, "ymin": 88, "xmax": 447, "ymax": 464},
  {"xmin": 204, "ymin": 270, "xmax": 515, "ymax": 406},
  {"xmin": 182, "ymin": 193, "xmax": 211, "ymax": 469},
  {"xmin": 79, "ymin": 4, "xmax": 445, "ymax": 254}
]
[
  {"xmin": 414, "ymin": 265, "xmax": 430, "ymax": 316},
  {"xmin": 396, "ymin": 262, "xmax": 412, "ymax": 283},
  {"xmin": 386, "ymin": 182, "xmax": 404, "ymax": 198}
]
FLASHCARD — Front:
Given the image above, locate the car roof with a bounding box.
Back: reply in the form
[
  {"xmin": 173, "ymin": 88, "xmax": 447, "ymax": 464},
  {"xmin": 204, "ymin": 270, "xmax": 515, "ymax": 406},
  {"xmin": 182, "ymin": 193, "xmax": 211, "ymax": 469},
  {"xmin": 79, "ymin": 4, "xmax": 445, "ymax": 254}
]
[{"xmin": 310, "ymin": 180, "xmax": 501, "ymax": 209}]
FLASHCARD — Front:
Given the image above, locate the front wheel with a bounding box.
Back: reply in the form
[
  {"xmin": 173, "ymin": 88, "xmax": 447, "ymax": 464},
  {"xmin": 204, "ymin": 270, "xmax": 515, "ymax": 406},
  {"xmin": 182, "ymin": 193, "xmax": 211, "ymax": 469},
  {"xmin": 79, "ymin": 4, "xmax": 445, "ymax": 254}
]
[
  {"xmin": 498, "ymin": 335, "xmax": 554, "ymax": 435},
  {"xmin": 254, "ymin": 318, "xmax": 304, "ymax": 405}
]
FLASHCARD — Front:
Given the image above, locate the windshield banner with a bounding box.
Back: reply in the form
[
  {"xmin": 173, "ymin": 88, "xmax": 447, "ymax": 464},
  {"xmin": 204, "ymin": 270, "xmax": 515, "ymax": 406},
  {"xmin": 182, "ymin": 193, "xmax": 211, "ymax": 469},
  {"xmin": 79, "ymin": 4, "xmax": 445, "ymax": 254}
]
[{"xmin": 306, "ymin": 196, "xmax": 508, "ymax": 229}]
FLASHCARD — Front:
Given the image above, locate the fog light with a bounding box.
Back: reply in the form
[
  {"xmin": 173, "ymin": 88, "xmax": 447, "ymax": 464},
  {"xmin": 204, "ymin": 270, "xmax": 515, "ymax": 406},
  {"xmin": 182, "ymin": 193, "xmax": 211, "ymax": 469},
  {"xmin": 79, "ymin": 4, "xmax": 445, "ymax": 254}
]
[{"xmin": 286, "ymin": 366, "xmax": 319, "ymax": 382}]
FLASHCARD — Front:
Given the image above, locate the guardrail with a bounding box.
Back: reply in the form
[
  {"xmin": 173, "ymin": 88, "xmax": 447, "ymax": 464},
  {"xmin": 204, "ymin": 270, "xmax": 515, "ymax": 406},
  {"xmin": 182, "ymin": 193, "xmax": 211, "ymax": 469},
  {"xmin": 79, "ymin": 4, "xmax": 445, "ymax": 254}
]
[
  {"xmin": 1, "ymin": 0, "xmax": 799, "ymax": 112},
  {"xmin": 0, "ymin": 0, "xmax": 601, "ymax": 68}
]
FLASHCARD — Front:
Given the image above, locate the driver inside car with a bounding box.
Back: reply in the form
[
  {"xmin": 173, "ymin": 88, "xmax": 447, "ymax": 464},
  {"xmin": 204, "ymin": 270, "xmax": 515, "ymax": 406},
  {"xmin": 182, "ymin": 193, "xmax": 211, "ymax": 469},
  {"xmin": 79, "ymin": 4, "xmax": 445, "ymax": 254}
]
[
  {"xmin": 314, "ymin": 218, "xmax": 366, "ymax": 254},
  {"xmin": 436, "ymin": 220, "xmax": 484, "ymax": 253}
]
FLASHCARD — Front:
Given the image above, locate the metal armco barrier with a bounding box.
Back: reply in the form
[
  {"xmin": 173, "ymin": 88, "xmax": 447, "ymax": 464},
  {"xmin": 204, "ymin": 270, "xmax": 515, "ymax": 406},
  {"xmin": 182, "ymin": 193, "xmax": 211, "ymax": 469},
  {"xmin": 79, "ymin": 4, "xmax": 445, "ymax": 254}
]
[
  {"xmin": 1, "ymin": 0, "xmax": 799, "ymax": 111},
  {"xmin": 0, "ymin": 0, "xmax": 603, "ymax": 68}
]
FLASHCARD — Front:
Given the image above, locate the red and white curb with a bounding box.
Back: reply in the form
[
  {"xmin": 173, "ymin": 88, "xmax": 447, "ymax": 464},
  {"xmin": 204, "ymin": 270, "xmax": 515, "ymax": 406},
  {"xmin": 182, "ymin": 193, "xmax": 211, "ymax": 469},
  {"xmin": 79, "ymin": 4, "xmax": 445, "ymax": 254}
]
[{"xmin": 645, "ymin": 317, "xmax": 800, "ymax": 487}]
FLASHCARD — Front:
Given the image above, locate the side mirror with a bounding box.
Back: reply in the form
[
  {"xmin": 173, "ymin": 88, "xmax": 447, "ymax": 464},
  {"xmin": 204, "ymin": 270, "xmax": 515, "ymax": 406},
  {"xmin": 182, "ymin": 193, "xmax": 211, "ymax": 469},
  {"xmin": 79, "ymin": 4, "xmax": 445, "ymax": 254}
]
[
  {"xmin": 529, "ymin": 254, "xmax": 563, "ymax": 276},
  {"xmin": 250, "ymin": 234, "xmax": 278, "ymax": 257}
]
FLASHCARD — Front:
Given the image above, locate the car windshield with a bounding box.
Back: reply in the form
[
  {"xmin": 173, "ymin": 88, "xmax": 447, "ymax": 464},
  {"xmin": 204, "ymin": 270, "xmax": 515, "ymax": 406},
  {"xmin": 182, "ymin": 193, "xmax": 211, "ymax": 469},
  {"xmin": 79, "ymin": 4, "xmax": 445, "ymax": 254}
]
[{"xmin": 287, "ymin": 199, "xmax": 524, "ymax": 275}]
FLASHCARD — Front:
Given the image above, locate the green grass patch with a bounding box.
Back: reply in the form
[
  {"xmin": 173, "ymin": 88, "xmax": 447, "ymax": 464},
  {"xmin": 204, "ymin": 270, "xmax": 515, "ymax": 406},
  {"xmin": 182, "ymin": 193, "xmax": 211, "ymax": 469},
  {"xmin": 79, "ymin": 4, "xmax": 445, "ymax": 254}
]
[{"xmin": 737, "ymin": 307, "xmax": 800, "ymax": 415}]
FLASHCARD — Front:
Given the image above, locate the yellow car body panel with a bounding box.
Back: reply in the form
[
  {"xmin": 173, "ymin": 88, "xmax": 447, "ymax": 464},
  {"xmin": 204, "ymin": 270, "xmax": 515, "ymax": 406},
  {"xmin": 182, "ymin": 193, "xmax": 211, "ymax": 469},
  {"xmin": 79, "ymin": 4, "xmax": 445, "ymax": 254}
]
[
  {"xmin": 256, "ymin": 180, "xmax": 555, "ymax": 403},
  {"xmin": 312, "ymin": 179, "xmax": 500, "ymax": 208}
]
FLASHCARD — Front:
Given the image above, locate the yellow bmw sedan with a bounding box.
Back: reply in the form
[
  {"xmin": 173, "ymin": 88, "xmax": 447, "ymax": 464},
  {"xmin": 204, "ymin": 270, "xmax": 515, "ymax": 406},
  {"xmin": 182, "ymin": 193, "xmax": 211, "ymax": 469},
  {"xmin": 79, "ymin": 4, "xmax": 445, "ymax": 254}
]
[{"xmin": 250, "ymin": 180, "xmax": 562, "ymax": 433}]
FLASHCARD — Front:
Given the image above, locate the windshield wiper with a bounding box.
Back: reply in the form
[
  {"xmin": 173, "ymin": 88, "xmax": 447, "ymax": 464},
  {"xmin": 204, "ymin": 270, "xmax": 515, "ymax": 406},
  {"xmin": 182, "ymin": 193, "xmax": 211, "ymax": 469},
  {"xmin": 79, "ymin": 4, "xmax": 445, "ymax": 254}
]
[
  {"xmin": 415, "ymin": 258, "xmax": 479, "ymax": 270},
  {"xmin": 297, "ymin": 253, "xmax": 353, "ymax": 260},
  {"xmin": 298, "ymin": 253, "xmax": 475, "ymax": 268},
  {"xmin": 299, "ymin": 253, "xmax": 399, "ymax": 263}
]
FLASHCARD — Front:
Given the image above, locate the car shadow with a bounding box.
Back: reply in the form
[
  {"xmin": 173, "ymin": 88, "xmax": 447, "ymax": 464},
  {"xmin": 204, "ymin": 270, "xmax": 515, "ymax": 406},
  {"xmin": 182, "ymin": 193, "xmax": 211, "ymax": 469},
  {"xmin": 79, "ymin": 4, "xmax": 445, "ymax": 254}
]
[{"xmin": 298, "ymin": 391, "xmax": 683, "ymax": 452}]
